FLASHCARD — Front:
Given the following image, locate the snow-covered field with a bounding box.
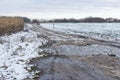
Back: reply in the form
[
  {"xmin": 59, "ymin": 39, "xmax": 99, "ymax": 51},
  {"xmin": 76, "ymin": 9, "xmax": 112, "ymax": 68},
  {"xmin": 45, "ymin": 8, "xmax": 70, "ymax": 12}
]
[
  {"xmin": 0, "ymin": 24, "xmax": 47, "ymax": 80},
  {"xmin": 41, "ymin": 23, "xmax": 120, "ymax": 41},
  {"xmin": 1, "ymin": 23, "xmax": 120, "ymax": 80}
]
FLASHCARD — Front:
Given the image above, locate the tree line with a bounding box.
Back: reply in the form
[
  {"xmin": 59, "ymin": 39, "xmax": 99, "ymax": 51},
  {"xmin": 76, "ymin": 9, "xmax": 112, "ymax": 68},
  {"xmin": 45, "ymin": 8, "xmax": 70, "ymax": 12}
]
[
  {"xmin": 47, "ymin": 17, "xmax": 120, "ymax": 23},
  {"xmin": 23, "ymin": 17, "xmax": 120, "ymax": 23}
]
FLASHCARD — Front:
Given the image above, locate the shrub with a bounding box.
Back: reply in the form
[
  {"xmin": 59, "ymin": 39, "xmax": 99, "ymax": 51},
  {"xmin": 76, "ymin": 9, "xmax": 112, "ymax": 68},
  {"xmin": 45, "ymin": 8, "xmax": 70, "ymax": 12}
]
[
  {"xmin": 23, "ymin": 17, "xmax": 31, "ymax": 23},
  {"xmin": 32, "ymin": 19, "xmax": 40, "ymax": 25}
]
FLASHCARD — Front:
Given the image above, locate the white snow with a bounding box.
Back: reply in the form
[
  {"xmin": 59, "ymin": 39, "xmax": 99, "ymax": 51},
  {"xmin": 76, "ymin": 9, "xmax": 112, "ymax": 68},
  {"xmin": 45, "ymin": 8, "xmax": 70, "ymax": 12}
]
[
  {"xmin": 0, "ymin": 24, "xmax": 47, "ymax": 80},
  {"xmin": 46, "ymin": 44, "xmax": 120, "ymax": 57},
  {"xmin": 1, "ymin": 23, "xmax": 120, "ymax": 79},
  {"xmin": 41, "ymin": 23, "xmax": 120, "ymax": 41}
]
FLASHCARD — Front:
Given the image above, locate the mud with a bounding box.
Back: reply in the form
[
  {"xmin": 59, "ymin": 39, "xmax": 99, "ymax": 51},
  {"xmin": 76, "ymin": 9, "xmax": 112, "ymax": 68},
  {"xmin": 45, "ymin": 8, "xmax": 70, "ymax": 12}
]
[
  {"xmin": 30, "ymin": 51, "xmax": 118, "ymax": 80},
  {"xmin": 74, "ymin": 55, "xmax": 120, "ymax": 80},
  {"xmin": 29, "ymin": 24, "xmax": 120, "ymax": 80}
]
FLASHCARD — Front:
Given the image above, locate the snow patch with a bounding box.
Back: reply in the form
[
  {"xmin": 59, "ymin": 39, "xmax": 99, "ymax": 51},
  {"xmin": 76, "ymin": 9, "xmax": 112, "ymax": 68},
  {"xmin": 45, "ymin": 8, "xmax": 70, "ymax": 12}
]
[
  {"xmin": 0, "ymin": 25, "xmax": 47, "ymax": 80},
  {"xmin": 41, "ymin": 23, "xmax": 120, "ymax": 41}
]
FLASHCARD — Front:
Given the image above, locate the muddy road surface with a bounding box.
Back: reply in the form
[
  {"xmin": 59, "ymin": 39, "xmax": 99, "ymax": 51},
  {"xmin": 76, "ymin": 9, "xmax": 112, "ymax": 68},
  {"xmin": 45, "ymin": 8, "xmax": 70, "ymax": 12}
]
[{"xmin": 30, "ymin": 24, "xmax": 120, "ymax": 80}]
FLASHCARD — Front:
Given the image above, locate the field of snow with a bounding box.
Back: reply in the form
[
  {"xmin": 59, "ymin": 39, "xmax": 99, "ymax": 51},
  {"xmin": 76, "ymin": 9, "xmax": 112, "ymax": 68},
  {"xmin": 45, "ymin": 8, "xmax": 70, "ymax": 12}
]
[
  {"xmin": 1, "ymin": 23, "xmax": 120, "ymax": 80},
  {"xmin": 41, "ymin": 23, "xmax": 120, "ymax": 41},
  {"xmin": 0, "ymin": 24, "xmax": 47, "ymax": 80}
]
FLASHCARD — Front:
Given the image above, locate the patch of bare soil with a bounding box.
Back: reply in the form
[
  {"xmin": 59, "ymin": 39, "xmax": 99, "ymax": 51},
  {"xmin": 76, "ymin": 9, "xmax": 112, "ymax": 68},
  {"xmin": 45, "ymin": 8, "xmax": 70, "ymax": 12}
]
[
  {"xmin": 30, "ymin": 53, "xmax": 117, "ymax": 80},
  {"xmin": 71, "ymin": 55, "xmax": 120, "ymax": 80}
]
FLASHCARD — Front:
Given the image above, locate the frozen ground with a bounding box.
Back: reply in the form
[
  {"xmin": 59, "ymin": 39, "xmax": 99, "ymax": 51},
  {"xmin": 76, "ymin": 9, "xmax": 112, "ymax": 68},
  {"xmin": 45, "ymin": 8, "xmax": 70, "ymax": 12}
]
[
  {"xmin": 31, "ymin": 24, "xmax": 120, "ymax": 80},
  {"xmin": 0, "ymin": 24, "xmax": 47, "ymax": 80},
  {"xmin": 45, "ymin": 44, "xmax": 120, "ymax": 57},
  {"xmin": 31, "ymin": 56, "xmax": 118, "ymax": 80},
  {"xmin": 1, "ymin": 23, "xmax": 120, "ymax": 80},
  {"xmin": 41, "ymin": 23, "xmax": 120, "ymax": 41}
]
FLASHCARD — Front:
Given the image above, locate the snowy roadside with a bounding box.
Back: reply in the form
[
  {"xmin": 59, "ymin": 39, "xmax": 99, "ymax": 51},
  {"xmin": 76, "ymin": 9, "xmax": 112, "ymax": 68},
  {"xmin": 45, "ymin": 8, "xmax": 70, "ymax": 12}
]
[{"xmin": 0, "ymin": 24, "xmax": 47, "ymax": 80}]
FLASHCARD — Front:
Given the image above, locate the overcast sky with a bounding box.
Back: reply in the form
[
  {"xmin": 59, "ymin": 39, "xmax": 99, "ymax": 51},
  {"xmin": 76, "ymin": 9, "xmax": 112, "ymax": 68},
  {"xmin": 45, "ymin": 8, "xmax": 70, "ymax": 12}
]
[{"xmin": 0, "ymin": 0, "xmax": 120, "ymax": 19}]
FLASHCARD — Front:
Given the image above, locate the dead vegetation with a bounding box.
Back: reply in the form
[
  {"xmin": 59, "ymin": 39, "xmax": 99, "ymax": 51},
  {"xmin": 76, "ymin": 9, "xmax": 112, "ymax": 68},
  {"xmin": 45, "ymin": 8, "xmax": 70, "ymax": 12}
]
[
  {"xmin": 72, "ymin": 55, "xmax": 120, "ymax": 80},
  {"xmin": 0, "ymin": 17, "xmax": 24, "ymax": 35}
]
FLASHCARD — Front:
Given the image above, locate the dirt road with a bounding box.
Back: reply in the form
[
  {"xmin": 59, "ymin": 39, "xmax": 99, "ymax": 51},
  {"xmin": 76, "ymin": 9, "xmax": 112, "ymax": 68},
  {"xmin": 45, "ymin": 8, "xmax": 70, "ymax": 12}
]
[{"xmin": 30, "ymin": 24, "xmax": 120, "ymax": 80}]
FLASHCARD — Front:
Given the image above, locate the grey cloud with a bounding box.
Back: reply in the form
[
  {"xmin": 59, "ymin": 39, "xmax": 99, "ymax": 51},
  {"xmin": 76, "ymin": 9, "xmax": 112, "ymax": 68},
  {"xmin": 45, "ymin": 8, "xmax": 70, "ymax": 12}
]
[{"xmin": 0, "ymin": 0, "xmax": 120, "ymax": 18}]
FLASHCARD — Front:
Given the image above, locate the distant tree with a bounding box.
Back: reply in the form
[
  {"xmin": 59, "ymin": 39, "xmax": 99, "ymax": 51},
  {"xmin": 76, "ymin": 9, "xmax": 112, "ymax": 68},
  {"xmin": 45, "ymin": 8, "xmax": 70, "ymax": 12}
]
[
  {"xmin": 32, "ymin": 19, "xmax": 40, "ymax": 25},
  {"xmin": 82, "ymin": 17, "xmax": 106, "ymax": 23},
  {"xmin": 42, "ymin": 17, "xmax": 120, "ymax": 23},
  {"xmin": 23, "ymin": 17, "xmax": 31, "ymax": 23}
]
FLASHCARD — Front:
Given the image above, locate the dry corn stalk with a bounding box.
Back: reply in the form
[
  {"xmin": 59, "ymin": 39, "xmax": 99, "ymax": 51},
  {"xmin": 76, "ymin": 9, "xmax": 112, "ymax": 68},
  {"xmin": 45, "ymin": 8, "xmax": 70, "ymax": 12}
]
[{"xmin": 0, "ymin": 17, "xmax": 24, "ymax": 35}]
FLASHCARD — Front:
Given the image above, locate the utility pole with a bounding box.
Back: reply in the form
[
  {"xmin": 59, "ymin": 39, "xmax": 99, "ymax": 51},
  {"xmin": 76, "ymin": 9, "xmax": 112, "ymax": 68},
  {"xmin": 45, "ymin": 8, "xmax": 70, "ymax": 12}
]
[{"xmin": 53, "ymin": 20, "xmax": 55, "ymax": 29}]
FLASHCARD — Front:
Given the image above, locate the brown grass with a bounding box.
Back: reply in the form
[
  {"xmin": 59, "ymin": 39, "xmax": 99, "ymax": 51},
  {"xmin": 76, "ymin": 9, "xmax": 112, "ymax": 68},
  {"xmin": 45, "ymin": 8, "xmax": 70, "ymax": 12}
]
[{"xmin": 0, "ymin": 17, "xmax": 24, "ymax": 35}]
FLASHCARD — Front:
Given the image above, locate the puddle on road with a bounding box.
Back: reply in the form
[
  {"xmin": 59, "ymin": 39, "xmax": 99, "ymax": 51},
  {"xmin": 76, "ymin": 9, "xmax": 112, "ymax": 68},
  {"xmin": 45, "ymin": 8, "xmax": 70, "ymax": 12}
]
[{"xmin": 45, "ymin": 44, "xmax": 120, "ymax": 57}]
